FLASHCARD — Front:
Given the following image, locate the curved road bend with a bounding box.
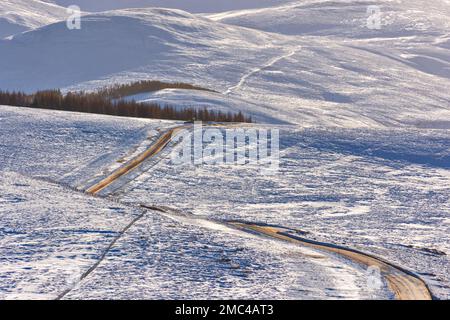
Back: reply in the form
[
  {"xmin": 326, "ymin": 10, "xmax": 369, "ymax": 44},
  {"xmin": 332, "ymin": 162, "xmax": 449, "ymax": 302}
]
[
  {"xmin": 229, "ymin": 222, "xmax": 432, "ymax": 300},
  {"xmin": 83, "ymin": 124, "xmax": 433, "ymax": 300}
]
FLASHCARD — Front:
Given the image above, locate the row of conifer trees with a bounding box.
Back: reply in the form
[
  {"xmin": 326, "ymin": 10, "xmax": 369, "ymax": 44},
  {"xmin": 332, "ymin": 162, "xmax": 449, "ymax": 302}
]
[
  {"xmin": 0, "ymin": 86, "xmax": 252, "ymax": 123},
  {"xmin": 96, "ymin": 80, "xmax": 215, "ymax": 99}
]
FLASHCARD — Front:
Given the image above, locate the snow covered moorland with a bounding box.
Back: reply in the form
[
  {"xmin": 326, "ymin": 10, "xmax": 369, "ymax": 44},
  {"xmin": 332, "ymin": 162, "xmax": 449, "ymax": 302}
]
[
  {"xmin": 0, "ymin": 0, "xmax": 449, "ymax": 300},
  {"xmin": 0, "ymin": 106, "xmax": 392, "ymax": 300}
]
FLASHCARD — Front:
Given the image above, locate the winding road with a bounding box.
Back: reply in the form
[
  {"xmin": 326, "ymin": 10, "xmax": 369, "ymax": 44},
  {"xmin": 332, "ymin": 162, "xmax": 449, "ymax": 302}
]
[
  {"xmin": 79, "ymin": 124, "xmax": 433, "ymax": 300},
  {"xmin": 86, "ymin": 125, "xmax": 186, "ymax": 195},
  {"xmin": 229, "ymin": 222, "xmax": 432, "ymax": 300}
]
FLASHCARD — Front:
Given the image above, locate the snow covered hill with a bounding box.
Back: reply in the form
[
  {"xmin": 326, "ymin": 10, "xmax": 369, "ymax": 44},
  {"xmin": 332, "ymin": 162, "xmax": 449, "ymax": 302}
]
[
  {"xmin": 42, "ymin": 0, "xmax": 295, "ymax": 13},
  {"xmin": 1, "ymin": 2, "xmax": 449, "ymax": 128},
  {"xmin": 0, "ymin": 8, "xmax": 286, "ymax": 93},
  {"xmin": 0, "ymin": 0, "xmax": 70, "ymax": 39},
  {"xmin": 207, "ymin": 0, "xmax": 450, "ymax": 38},
  {"xmin": 2, "ymin": 1, "xmax": 450, "ymax": 301}
]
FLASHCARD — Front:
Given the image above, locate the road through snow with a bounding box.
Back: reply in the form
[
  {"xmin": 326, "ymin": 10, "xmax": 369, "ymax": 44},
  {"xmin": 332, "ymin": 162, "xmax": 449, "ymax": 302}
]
[
  {"xmin": 86, "ymin": 126, "xmax": 187, "ymax": 195},
  {"xmin": 80, "ymin": 124, "xmax": 433, "ymax": 300},
  {"xmin": 230, "ymin": 223, "xmax": 433, "ymax": 300}
]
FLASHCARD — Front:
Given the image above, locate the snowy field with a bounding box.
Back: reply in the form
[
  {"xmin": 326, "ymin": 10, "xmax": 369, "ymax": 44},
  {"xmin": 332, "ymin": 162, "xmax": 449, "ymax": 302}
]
[
  {"xmin": 119, "ymin": 125, "xmax": 450, "ymax": 299},
  {"xmin": 0, "ymin": 171, "xmax": 141, "ymax": 299},
  {"xmin": 0, "ymin": 106, "xmax": 391, "ymax": 299},
  {"xmin": 1, "ymin": 106, "xmax": 447, "ymax": 299},
  {"xmin": 0, "ymin": 106, "xmax": 176, "ymax": 189},
  {"xmin": 1, "ymin": 0, "xmax": 449, "ymax": 300}
]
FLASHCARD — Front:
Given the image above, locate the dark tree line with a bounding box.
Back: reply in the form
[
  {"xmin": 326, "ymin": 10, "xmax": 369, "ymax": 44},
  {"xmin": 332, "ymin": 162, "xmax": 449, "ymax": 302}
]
[
  {"xmin": 0, "ymin": 91, "xmax": 31, "ymax": 106},
  {"xmin": 0, "ymin": 88, "xmax": 252, "ymax": 123},
  {"xmin": 97, "ymin": 80, "xmax": 216, "ymax": 99}
]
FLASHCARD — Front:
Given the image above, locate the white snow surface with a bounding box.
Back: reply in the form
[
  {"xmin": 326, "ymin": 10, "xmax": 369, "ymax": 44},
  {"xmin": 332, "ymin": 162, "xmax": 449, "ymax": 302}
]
[
  {"xmin": 0, "ymin": 105, "xmax": 175, "ymax": 188},
  {"xmin": 1, "ymin": 0, "xmax": 450, "ymax": 300},
  {"xmin": 42, "ymin": 0, "xmax": 295, "ymax": 13},
  {"xmin": 207, "ymin": 0, "xmax": 450, "ymax": 38},
  {"xmin": 0, "ymin": 0, "xmax": 70, "ymax": 39},
  {"xmin": 119, "ymin": 124, "xmax": 450, "ymax": 299},
  {"xmin": 1, "ymin": 105, "xmax": 448, "ymax": 299},
  {"xmin": 0, "ymin": 106, "xmax": 389, "ymax": 300}
]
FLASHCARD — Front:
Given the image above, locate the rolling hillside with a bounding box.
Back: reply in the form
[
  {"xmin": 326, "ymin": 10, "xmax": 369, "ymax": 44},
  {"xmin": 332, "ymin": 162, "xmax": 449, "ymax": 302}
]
[
  {"xmin": 42, "ymin": 0, "xmax": 295, "ymax": 13},
  {"xmin": 1, "ymin": 1, "xmax": 449, "ymax": 127},
  {"xmin": 0, "ymin": 0, "xmax": 70, "ymax": 39},
  {"xmin": 1, "ymin": 1, "xmax": 449, "ymax": 300}
]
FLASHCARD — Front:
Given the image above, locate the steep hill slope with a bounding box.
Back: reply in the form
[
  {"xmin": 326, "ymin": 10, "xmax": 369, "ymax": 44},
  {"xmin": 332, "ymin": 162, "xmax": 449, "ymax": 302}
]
[{"xmin": 0, "ymin": 0, "xmax": 69, "ymax": 39}]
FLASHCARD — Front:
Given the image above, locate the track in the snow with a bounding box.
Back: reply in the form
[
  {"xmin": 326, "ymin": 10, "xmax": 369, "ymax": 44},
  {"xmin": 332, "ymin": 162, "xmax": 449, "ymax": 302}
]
[
  {"xmin": 77, "ymin": 124, "xmax": 433, "ymax": 300},
  {"xmin": 86, "ymin": 125, "xmax": 187, "ymax": 195},
  {"xmin": 229, "ymin": 222, "xmax": 433, "ymax": 300}
]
